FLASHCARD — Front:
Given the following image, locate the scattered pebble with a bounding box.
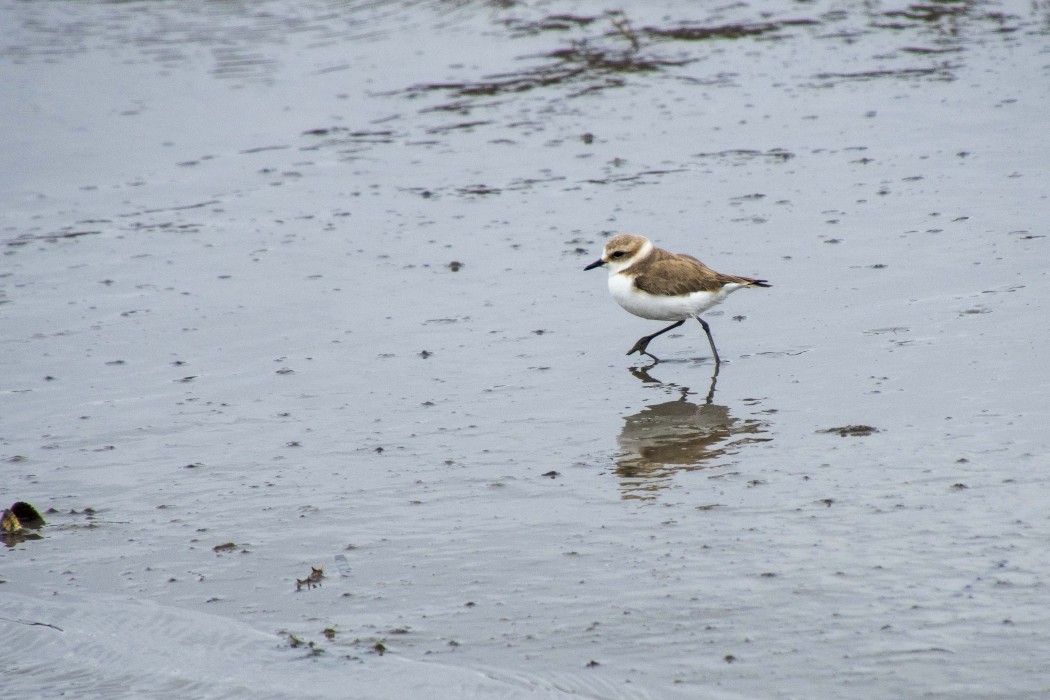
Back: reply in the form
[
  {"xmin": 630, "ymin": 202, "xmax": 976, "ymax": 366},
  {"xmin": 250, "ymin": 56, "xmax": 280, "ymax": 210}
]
[
  {"xmin": 819, "ymin": 425, "xmax": 879, "ymax": 437},
  {"xmin": 296, "ymin": 566, "xmax": 324, "ymax": 591}
]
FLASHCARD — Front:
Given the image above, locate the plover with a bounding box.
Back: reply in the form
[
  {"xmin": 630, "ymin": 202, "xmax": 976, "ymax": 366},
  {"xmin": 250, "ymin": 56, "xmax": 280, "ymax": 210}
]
[{"xmin": 585, "ymin": 234, "xmax": 770, "ymax": 364}]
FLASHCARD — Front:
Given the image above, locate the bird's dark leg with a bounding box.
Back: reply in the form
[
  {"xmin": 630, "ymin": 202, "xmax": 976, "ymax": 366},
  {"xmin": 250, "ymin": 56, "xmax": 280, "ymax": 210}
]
[
  {"xmin": 627, "ymin": 319, "xmax": 685, "ymax": 362},
  {"xmin": 695, "ymin": 316, "xmax": 721, "ymax": 366}
]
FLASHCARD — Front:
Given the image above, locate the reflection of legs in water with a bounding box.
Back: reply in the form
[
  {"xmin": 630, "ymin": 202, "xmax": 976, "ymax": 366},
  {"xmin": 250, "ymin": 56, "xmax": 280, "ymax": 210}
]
[
  {"xmin": 703, "ymin": 362, "xmax": 719, "ymax": 404},
  {"xmin": 629, "ymin": 365, "xmax": 662, "ymax": 384},
  {"xmin": 627, "ymin": 361, "xmax": 719, "ymax": 404}
]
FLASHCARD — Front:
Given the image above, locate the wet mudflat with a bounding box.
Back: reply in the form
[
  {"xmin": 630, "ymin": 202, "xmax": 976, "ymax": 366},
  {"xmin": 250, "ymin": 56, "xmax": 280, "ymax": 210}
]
[{"xmin": 2, "ymin": 0, "xmax": 1049, "ymax": 697}]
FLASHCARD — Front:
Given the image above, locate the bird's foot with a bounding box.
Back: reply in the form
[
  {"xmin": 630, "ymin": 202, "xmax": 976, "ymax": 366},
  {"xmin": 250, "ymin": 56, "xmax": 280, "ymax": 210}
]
[{"xmin": 626, "ymin": 338, "xmax": 661, "ymax": 363}]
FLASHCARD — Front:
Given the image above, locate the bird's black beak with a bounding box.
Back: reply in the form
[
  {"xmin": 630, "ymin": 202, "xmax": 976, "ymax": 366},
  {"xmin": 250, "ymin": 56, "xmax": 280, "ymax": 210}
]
[{"xmin": 584, "ymin": 258, "xmax": 606, "ymax": 271}]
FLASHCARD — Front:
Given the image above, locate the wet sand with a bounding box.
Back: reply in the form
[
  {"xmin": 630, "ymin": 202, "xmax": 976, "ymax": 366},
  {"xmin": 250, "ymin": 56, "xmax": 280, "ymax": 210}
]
[{"xmin": 3, "ymin": 1, "xmax": 1050, "ymax": 697}]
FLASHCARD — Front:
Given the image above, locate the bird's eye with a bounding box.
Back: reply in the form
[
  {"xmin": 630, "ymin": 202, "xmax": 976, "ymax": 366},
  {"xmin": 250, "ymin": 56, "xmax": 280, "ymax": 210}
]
[{"xmin": 610, "ymin": 251, "xmax": 625, "ymax": 259}]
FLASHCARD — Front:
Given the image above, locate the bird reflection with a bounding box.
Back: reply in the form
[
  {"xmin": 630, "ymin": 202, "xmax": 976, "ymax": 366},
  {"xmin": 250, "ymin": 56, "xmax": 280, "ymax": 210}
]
[{"xmin": 615, "ymin": 364, "xmax": 769, "ymax": 500}]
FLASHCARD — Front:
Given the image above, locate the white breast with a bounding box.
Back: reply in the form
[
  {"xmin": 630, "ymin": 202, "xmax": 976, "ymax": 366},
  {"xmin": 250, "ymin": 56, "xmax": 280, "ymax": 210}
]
[{"xmin": 608, "ymin": 272, "xmax": 743, "ymax": 321}]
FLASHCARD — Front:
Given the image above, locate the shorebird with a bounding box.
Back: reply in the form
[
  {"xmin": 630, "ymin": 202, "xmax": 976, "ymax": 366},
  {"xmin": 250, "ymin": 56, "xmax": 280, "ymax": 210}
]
[{"xmin": 585, "ymin": 234, "xmax": 770, "ymax": 364}]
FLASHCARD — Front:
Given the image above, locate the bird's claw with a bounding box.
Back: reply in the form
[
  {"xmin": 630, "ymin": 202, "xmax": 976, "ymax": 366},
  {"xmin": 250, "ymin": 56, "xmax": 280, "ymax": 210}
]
[{"xmin": 626, "ymin": 340, "xmax": 660, "ymax": 363}]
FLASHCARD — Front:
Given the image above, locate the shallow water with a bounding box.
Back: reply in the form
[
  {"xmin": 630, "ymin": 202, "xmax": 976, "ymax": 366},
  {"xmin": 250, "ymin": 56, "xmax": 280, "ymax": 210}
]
[{"xmin": 3, "ymin": 1, "xmax": 1050, "ymax": 697}]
